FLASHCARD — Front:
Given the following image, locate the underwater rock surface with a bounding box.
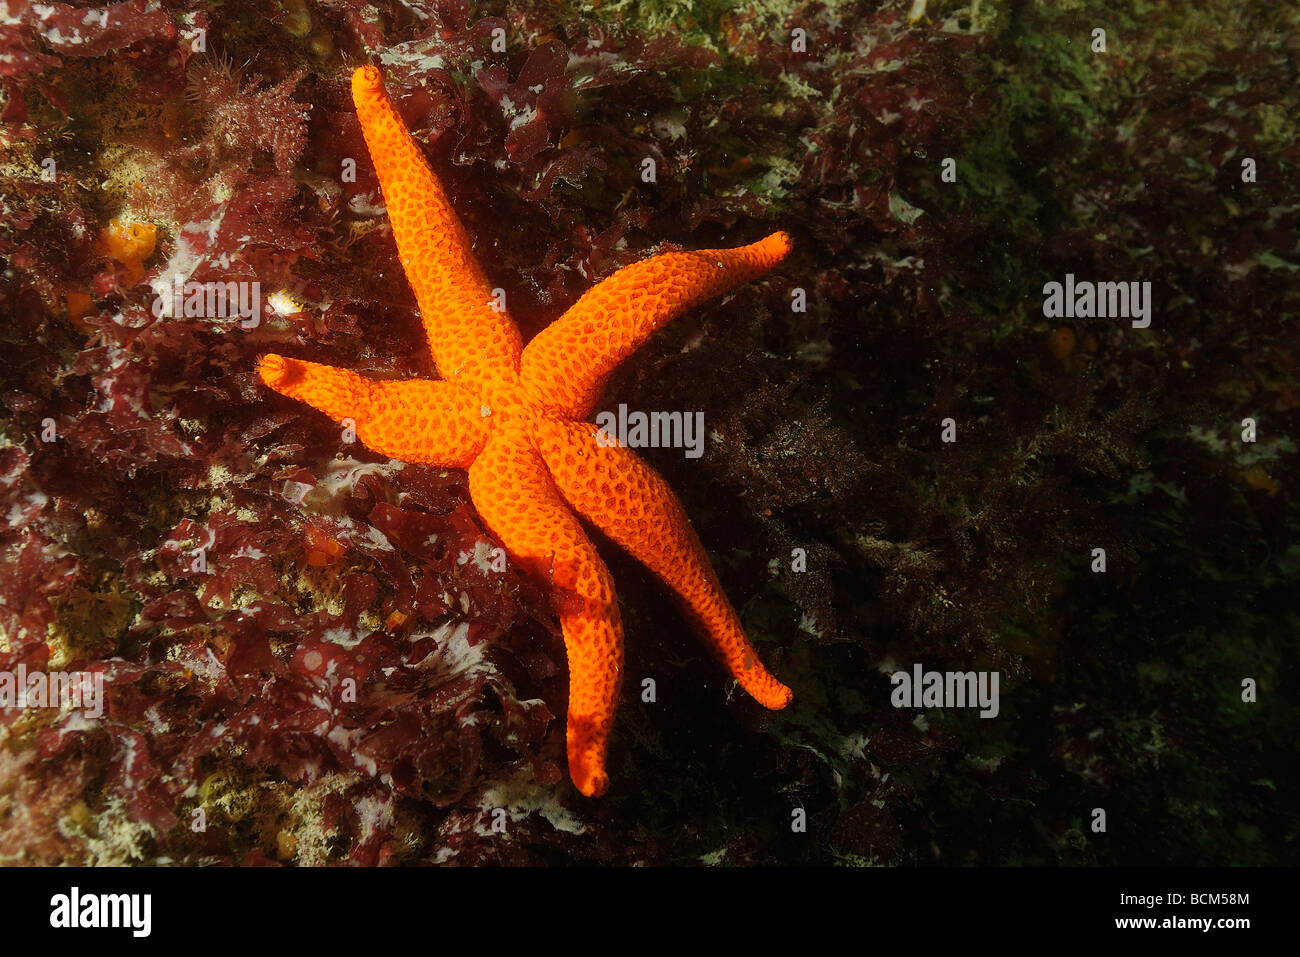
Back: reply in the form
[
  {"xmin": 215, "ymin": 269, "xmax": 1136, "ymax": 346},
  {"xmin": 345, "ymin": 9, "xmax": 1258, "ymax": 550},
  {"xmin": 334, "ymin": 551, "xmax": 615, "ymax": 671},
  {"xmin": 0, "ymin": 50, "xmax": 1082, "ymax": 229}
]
[{"xmin": 0, "ymin": 0, "xmax": 1295, "ymax": 864}]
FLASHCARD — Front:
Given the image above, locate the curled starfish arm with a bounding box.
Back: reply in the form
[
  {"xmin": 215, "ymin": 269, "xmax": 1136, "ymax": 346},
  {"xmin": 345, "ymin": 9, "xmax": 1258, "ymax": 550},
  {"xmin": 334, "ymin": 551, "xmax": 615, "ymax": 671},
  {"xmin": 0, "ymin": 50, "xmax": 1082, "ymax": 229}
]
[
  {"xmin": 467, "ymin": 423, "xmax": 624, "ymax": 797},
  {"xmin": 519, "ymin": 231, "xmax": 792, "ymax": 420},
  {"xmin": 534, "ymin": 420, "xmax": 793, "ymax": 710},
  {"xmin": 351, "ymin": 66, "xmax": 523, "ymax": 394},
  {"xmin": 258, "ymin": 354, "xmax": 489, "ymax": 468}
]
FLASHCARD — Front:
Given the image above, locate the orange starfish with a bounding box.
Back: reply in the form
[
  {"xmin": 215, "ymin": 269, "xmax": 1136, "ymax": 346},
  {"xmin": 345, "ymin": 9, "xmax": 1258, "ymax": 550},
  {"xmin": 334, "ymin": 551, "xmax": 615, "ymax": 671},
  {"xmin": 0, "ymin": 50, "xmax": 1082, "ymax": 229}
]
[{"xmin": 258, "ymin": 65, "xmax": 793, "ymax": 796}]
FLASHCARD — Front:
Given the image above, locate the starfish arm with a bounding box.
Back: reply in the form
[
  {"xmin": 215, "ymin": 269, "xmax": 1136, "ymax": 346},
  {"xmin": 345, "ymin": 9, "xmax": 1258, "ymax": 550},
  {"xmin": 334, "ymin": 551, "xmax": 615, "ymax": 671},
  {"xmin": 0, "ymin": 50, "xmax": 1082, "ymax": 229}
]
[
  {"xmin": 351, "ymin": 66, "xmax": 522, "ymax": 396},
  {"xmin": 534, "ymin": 419, "xmax": 793, "ymax": 710},
  {"xmin": 519, "ymin": 231, "xmax": 792, "ymax": 419},
  {"xmin": 467, "ymin": 422, "xmax": 624, "ymax": 797},
  {"xmin": 258, "ymin": 354, "xmax": 489, "ymax": 468}
]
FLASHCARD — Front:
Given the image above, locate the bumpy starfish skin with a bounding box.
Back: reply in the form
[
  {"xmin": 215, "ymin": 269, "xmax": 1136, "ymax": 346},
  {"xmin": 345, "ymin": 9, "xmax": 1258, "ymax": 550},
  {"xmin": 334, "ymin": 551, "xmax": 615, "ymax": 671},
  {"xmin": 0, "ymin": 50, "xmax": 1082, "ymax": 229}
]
[
  {"xmin": 349, "ymin": 66, "xmax": 521, "ymax": 402},
  {"xmin": 258, "ymin": 65, "xmax": 793, "ymax": 796},
  {"xmin": 520, "ymin": 232, "xmax": 796, "ymax": 420}
]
